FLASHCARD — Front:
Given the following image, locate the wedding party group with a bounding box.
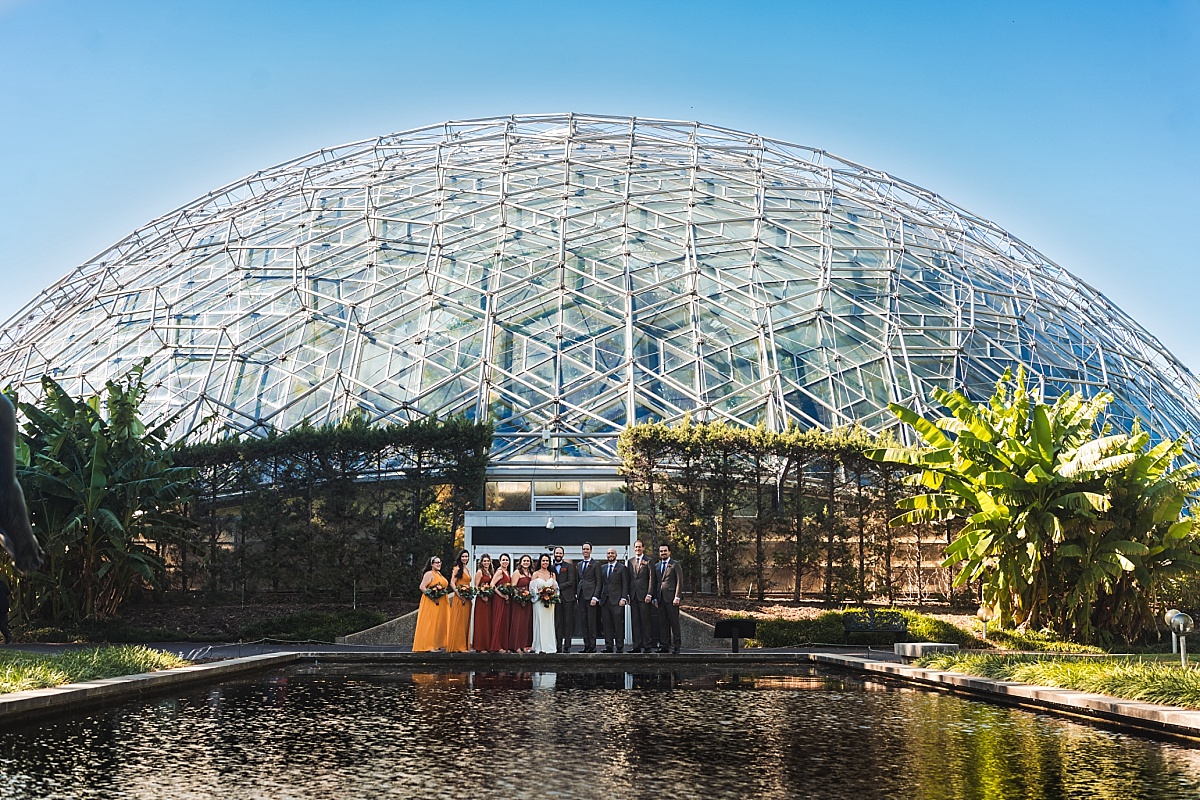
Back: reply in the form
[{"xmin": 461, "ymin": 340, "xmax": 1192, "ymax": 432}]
[{"xmin": 412, "ymin": 540, "xmax": 685, "ymax": 654}]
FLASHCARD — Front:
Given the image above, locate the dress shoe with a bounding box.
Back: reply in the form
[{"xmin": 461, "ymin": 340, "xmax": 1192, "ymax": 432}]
[
  {"xmin": 617, "ymin": 649, "xmax": 624, "ymax": 653},
  {"xmin": 630, "ymin": 647, "xmax": 642, "ymax": 654},
  {"xmin": 602, "ymin": 648, "xmax": 614, "ymax": 653},
  {"xmin": 656, "ymin": 647, "xmax": 669, "ymax": 653},
  {"xmin": 672, "ymin": 647, "xmax": 680, "ymax": 654}
]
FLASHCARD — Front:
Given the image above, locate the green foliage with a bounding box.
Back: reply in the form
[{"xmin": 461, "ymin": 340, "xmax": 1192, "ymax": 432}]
[
  {"xmin": 178, "ymin": 412, "xmax": 492, "ymax": 599},
  {"xmin": 0, "ymin": 645, "xmax": 189, "ymax": 694},
  {"xmin": 619, "ymin": 420, "xmax": 919, "ymax": 602},
  {"xmin": 8, "ymin": 362, "xmax": 197, "ymax": 623},
  {"xmin": 985, "ymin": 628, "xmax": 1105, "ymax": 654},
  {"xmin": 237, "ymin": 609, "xmax": 387, "ymax": 642},
  {"xmin": 898, "ymin": 611, "xmax": 981, "ymax": 647},
  {"xmin": 751, "ymin": 609, "xmax": 979, "ymax": 648},
  {"xmin": 752, "ymin": 613, "xmax": 848, "ymax": 647},
  {"xmin": 916, "ymin": 652, "xmax": 1200, "ymax": 709},
  {"xmin": 869, "ymin": 368, "xmax": 1200, "ymax": 643}
]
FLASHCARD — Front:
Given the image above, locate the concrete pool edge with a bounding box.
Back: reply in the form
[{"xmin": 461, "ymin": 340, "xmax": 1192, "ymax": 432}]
[
  {"xmin": 0, "ymin": 652, "xmax": 304, "ymax": 724},
  {"xmin": 810, "ymin": 652, "xmax": 1200, "ymax": 743},
  {"xmin": 5, "ymin": 649, "xmax": 1200, "ymax": 743}
]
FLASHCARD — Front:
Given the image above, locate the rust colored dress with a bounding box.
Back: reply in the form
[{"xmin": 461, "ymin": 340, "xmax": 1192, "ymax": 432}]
[
  {"xmin": 472, "ymin": 572, "xmax": 493, "ymax": 652},
  {"xmin": 412, "ymin": 572, "xmax": 449, "ymax": 652},
  {"xmin": 445, "ymin": 570, "xmax": 473, "ymax": 653},
  {"xmin": 509, "ymin": 573, "xmax": 534, "ymax": 651},
  {"xmin": 490, "ymin": 570, "xmax": 512, "ymax": 652}
]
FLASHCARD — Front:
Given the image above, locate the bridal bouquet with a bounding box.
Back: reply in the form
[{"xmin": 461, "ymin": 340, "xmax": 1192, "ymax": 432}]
[
  {"xmin": 455, "ymin": 585, "xmax": 477, "ymax": 602},
  {"xmin": 537, "ymin": 586, "xmax": 561, "ymax": 608},
  {"xmin": 423, "ymin": 585, "xmax": 449, "ymax": 605},
  {"xmin": 512, "ymin": 587, "xmax": 534, "ymax": 605},
  {"xmin": 495, "ymin": 584, "xmax": 514, "ymax": 599},
  {"xmin": 476, "ymin": 585, "xmax": 495, "ymax": 600}
]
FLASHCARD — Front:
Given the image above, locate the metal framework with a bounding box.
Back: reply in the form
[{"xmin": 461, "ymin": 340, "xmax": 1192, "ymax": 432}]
[{"xmin": 2, "ymin": 113, "xmax": 1198, "ymax": 466}]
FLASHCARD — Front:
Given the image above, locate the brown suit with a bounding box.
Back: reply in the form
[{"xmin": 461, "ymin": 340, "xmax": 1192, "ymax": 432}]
[
  {"xmin": 655, "ymin": 558, "xmax": 684, "ymax": 651},
  {"xmin": 627, "ymin": 555, "xmax": 657, "ymax": 651}
]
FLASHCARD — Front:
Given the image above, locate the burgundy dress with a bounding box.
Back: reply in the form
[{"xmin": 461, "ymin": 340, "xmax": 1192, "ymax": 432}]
[
  {"xmin": 489, "ymin": 571, "xmax": 512, "ymax": 652},
  {"xmin": 472, "ymin": 573, "xmax": 493, "ymax": 652},
  {"xmin": 509, "ymin": 574, "xmax": 534, "ymax": 651}
]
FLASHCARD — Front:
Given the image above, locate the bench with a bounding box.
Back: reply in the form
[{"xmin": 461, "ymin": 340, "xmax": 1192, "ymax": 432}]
[
  {"xmin": 842, "ymin": 609, "xmax": 908, "ymax": 644},
  {"xmin": 713, "ymin": 618, "xmax": 757, "ymax": 653}
]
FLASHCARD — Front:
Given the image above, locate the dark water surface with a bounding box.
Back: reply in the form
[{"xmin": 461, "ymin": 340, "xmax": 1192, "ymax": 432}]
[{"xmin": 2, "ymin": 665, "xmax": 1200, "ymax": 799}]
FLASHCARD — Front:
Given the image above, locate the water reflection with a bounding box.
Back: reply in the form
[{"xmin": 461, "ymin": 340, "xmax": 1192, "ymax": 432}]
[{"xmin": 1, "ymin": 666, "xmax": 1199, "ymax": 799}]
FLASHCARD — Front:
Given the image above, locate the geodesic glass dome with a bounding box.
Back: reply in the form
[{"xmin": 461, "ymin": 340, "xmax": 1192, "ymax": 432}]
[{"xmin": 2, "ymin": 113, "xmax": 1198, "ymax": 467}]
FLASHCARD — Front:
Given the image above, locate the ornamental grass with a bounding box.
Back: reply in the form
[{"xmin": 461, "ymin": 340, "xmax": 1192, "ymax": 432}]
[
  {"xmin": 0, "ymin": 645, "xmax": 189, "ymax": 694},
  {"xmin": 917, "ymin": 652, "xmax": 1200, "ymax": 709}
]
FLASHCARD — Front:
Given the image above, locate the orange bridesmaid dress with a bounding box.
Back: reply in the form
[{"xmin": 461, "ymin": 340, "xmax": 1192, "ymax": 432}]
[
  {"xmin": 413, "ymin": 572, "xmax": 449, "ymax": 652},
  {"xmin": 445, "ymin": 570, "xmax": 473, "ymax": 652}
]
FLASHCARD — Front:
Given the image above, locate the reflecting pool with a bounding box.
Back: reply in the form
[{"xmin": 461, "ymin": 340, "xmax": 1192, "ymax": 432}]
[{"xmin": 2, "ymin": 665, "xmax": 1199, "ymax": 799}]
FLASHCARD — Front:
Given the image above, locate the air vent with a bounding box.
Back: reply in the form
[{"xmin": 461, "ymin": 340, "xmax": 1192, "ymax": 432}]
[{"xmin": 534, "ymin": 496, "xmax": 581, "ymax": 512}]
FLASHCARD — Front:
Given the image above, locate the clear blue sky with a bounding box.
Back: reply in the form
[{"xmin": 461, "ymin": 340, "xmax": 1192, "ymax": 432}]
[{"xmin": 2, "ymin": 1, "xmax": 1198, "ymax": 366}]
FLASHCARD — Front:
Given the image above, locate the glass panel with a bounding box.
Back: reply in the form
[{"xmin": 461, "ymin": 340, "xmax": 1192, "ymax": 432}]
[
  {"xmin": 485, "ymin": 482, "xmax": 531, "ymax": 511},
  {"xmin": 534, "ymin": 480, "xmax": 581, "ymax": 497},
  {"xmin": 583, "ymin": 481, "xmax": 626, "ymax": 511}
]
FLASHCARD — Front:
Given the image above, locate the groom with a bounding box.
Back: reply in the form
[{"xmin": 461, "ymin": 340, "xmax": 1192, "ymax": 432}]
[{"xmin": 552, "ymin": 546, "xmax": 577, "ymax": 653}]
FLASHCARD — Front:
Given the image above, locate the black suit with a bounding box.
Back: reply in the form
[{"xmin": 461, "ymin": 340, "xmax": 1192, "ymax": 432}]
[
  {"xmin": 598, "ymin": 560, "xmax": 630, "ymax": 652},
  {"xmin": 575, "ymin": 558, "xmax": 602, "ymax": 651},
  {"xmin": 627, "ymin": 555, "xmax": 657, "ymax": 651},
  {"xmin": 553, "ymin": 559, "xmax": 578, "ymax": 651},
  {"xmin": 656, "ymin": 558, "xmax": 684, "ymax": 651}
]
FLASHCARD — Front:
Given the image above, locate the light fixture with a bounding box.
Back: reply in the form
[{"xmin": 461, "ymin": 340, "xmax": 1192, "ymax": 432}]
[{"xmin": 546, "ymin": 516, "xmax": 555, "ymax": 530}]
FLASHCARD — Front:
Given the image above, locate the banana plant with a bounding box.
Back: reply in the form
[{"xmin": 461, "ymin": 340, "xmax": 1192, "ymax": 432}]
[
  {"xmin": 868, "ymin": 369, "xmax": 1200, "ymax": 642},
  {"xmin": 10, "ymin": 361, "xmax": 196, "ymax": 623}
]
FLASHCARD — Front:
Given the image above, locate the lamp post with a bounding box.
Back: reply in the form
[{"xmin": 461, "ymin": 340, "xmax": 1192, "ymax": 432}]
[
  {"xmin": 1165, "ymin": 608, "xmax": 1182, "ymax": 654},
  {"xmin": 976, "ymin": 605, "xmax": 995, "ymax": 639},
  {"xmin": 1170, "ymin": 612, "xmax": 1194, "ymax": 669}
]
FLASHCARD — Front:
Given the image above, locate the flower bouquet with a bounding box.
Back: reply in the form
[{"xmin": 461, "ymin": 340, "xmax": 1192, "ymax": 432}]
[
  {"xmin": 512, "ymin": 586, "xmax": 534, "ymax": 605},
  {"xmin": 495, "ymin": 584, "xmax": 514, "ymax": 600},
  {"xmin": 423, "ymin": 585, "xmax": 449, "ymax": 605},
  {"xmin": 455, "ymin": 585, "xmax": 477, "ymax": 603},
  {"xmin": 476, "ymin": 585, "xmax": 495, "ymax": 601},
  {"xmin": 537, "ymin": 585, "xmax": 561, "ymax": 608}
]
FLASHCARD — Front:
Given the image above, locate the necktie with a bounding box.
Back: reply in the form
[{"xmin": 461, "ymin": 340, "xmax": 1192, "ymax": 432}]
[
  {"xmin": 660, "ymin": 561, "xmax": 666, "ymax": 576},
  {"xmin": 608, "ymin": 564, "xmax": 613, "ymax": 578}
]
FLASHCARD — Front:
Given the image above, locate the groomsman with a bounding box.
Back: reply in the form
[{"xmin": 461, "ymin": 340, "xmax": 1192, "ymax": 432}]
[
  {"xmin": 627, "ymin": 540, "xmax": 657, "ymax": 653},
  {"xmin": 655, "ymin": 543, "xmax": 684, "ymax": 653},
  {"xmin": 552, "ymin": 546, "xmax": 577, "ymax": 653},
  {"xmin": 598, "ymin": 548, "xmax": 630, "ymax": 653},
  {"xmin": 575, "ymin": 541, "xmax": 602, "ymax": 653}
]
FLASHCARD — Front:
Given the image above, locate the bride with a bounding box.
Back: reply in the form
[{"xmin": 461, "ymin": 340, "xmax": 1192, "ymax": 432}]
[{"xmin": 529, "ymin": 554, "xmax": 560, "ymax": 654}]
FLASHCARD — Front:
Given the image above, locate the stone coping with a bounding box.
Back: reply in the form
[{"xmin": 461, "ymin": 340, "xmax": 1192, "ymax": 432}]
[
  {"xmin": 0, "ymin": 652, "xmax": 303, "ymax": 725},
  {"xmin": 808, "ymin": 652, "xmax": 1200, "ymax": 743},
  {"xmin": 6, "ymin": 648, "xmax": 1200, "ymax": 743}
]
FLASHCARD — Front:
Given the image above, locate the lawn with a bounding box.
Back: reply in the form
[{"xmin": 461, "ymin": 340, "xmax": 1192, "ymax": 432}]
[
  {"xmin": 0, "ymin": 646, "xmax": 189, "ymax": 694},
  {"xmin": 916, "ymin": 652, "xmax": 1200, "ymax": 709}
]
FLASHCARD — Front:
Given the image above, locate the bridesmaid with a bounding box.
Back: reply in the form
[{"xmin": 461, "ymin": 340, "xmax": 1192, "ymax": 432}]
[
  {"xmin": 510, "ymin": 554, "xmax": 535, "ymax": 653},
  {"xmin": 445, "ymin": 549, "xmax": 473, "ymax": 652},
  {"xmin": 472, "ymin": 554, "xmax": 494, "ymax": 652},
  {"xmin": 413, "ymin": 556, "xmax": 449, "ymax": 652},
  {"xmin": 489, "ymin": 553, "xmax": 513, "ymax": 652}
]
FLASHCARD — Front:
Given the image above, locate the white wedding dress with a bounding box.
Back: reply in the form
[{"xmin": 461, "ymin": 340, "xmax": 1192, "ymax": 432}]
[{"xmin": 529, "ymin": 575, "xmax": 559, "ymax": 653}]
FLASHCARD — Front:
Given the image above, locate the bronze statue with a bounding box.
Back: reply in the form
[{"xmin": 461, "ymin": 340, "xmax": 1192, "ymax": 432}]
[{"xmin": 0, "ymin": 394, "xmax": 43, "ymax": 572}]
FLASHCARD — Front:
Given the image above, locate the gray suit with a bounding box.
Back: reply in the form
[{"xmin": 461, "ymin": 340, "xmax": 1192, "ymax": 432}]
[{"xmin": 598, "ymin": 560, "xmax": 630, "ymax": 652}]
